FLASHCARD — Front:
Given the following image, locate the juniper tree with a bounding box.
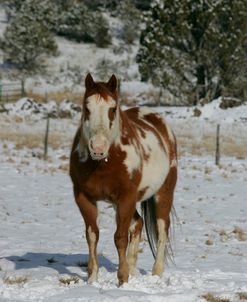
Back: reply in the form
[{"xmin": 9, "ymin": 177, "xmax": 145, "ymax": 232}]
[
  {"xmin": 137, "ymin": 0, "xmax": 247, "ymax": 104},
  {"xmin": 0, "ymin": 0, "xmax": 57, "ymax": 70},
  {"xmin": 56, "ymin": 2, "xmax": 111, "ymax": 47},
  {"xmin": 118, "ymin": 0, "xmax": 142, "ymax": 45}
]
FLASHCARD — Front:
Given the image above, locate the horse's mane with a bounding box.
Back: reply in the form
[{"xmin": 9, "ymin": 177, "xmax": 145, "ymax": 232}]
[{"xmin": 84, "ymin": 82, "xmax": 118, "ymax": 102}]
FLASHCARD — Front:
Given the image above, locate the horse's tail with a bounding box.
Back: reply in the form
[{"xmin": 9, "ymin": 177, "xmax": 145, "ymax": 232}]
[
  {"xmin": 141, "ymin": 196, "xmax": 175, "ymax": 263},
  {"xmin": 141, "ymin": 196, "xmax": 157, "ymax": 258}
]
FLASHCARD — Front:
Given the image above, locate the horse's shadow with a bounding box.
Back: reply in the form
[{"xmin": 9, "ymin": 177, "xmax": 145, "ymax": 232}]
[{"xmin": 3, "ymin": 252, "xmax": 118, "ymax": 280}]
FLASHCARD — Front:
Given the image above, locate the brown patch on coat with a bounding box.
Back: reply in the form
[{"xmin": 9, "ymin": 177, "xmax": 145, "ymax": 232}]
[
  {"xmin": 143, "ymin": 112, "xmax": 177, "ymax": 165},
  {"xmin": 108, "ymin": 106, "xmax": 117, "ymax": 129}
]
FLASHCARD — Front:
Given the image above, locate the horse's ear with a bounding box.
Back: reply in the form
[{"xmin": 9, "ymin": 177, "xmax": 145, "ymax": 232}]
[
  {"xmin": 85, "ymin": 73, "xmax": 95, "ymax": 90},
  {"xmin": 107, "ymin": 74, "xmax": 118, "ymax": 93}
]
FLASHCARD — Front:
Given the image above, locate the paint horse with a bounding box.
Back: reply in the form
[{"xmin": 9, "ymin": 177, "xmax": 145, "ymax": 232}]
[{"xmin": 70, "ymin": 74, "xmax": 177, "ymax": 285}]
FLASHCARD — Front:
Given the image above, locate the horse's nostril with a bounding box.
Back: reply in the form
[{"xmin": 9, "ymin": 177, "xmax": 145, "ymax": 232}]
[{"xmin": 100, "ymin": 153, "xmax": 103, "ymax": 156}]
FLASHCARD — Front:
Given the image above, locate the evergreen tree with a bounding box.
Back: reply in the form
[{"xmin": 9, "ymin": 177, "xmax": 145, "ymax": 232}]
[
  {"xmin": 137, "ymin": 0, "xmax": 247, "ymax": 104},
  {"xmin": 118, "ymin": 0, "xmax": 142, "ymax": 45},
  {"xmin": 56, "ymin": 2, "xmax": 111, "ymax": 47},
  {"xmin": 0, "ymin": 0, "xmax": 57, "ymax": 70}
]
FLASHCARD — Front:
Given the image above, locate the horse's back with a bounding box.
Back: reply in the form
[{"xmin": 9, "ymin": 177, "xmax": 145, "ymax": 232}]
[{"xmin": 124, "ymin": 106, "xmax": 176, "ymax": 157}]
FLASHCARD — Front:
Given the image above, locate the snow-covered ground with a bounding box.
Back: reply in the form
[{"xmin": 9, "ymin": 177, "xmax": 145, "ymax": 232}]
[
  {"xmin": 0, "ymin": 100, "xmax": 246, "ymax": 301},
  {"xmin": 1, "ymin": 6, "xmax": 246, "ymax": 300}
]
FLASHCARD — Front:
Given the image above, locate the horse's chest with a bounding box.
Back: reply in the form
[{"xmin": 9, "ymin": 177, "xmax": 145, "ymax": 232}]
[{"xmin": 81, "ymin": 163, "xmax": 127, "ymax": 202}]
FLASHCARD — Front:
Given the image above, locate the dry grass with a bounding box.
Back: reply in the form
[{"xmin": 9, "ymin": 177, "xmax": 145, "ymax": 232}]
[
  {"xmin": 201, "ymin": 293, "xmax": 231, "ymax": 302},
  {"xmin": 3, "ymin": 276, "xmax": 28, "ymax": 285},
  {"xmin": 237, "ymin": 292, "xmax": 247, "ymax": 300},
  {"xmin": 177, "ymin": 134, "xmax": 247, "ymax": 159},
  {"xmin": 1, "ymin": 111, "xmax": 246, "ymax": 159},
  {"xmin": 205, "ymin": 239, "xmax": 214, "ymax": 246},
  {"xmin": 26, "ymin": 90, "xmax": 83, "ymax": 104},
  {"xmin": 219, "ymin": 230, "xmax": 230, "ymax": 242},
  {"xmin": 58, "ymin": 164, "xmax": 69, "ymax": 172},
  {"xmin": 232, "ymin": 226, "xmax": 246, "ymax": 241},
  {"xmin": 59, "ymin": 276, "xmax": 80, "ymax": 286},
  {"xmin": 0, "ymin": 130, "xmax": 71, "ymax": 151}
]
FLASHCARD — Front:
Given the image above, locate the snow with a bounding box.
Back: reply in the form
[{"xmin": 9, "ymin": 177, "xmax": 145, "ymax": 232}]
[
  {"xmin": 1, "ymin": 98, "xmax": 81, "ymax": 119},
  {"xmin": 0, "ymin": 101, "xmax": 247, "ymax": 301},
  {"xmin": 0, "ymin": 5, "xmax": 247, "ymax": 299}
]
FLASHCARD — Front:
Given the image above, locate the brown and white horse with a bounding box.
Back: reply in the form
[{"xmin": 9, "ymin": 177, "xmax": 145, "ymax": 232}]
[{"xmin": 70, "ymin": 74, "xmax": 177, "ymax": 285}]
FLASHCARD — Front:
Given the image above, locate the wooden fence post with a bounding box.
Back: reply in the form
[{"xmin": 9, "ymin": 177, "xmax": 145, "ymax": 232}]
[
  {"xmin": 21, "ymin": 79, "xmax": 25, "ymax": 97},
  {"xmin": 44, "ymin": 114, "xmax": 50, "ymax": 160},
  {"xmin": 215, "ymin": 124, "xmax": 220, "ymax": 166}
]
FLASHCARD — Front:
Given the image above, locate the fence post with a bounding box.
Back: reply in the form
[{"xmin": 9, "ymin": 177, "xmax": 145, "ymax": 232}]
[
  {"xmin": 44, "ymin": 114, "xmax": 50, "ymax": 160},
  {"xmin": 21, "ymin": 79, "xmax": 25, "ymax": 97},
  {"xmin": 215, "ymin": 124, "xmax": 220, "ymax": 166},
  {"xmin": 0, "ymin": 82, "xmax": 2, "ymax": 103}
]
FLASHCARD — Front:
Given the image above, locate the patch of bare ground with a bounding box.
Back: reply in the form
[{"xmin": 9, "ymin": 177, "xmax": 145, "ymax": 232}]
[
  {"xmin": 201, "ymin": 293, "xmax": 231, "ymax": 302},
  {"xmin": 216, "ymin": 227, "xmax": 246, "ymax": 242},
  {"xmin": 0, "ymin": 130, "xmax": 72, "ymax": 151},
  {"xmin": 233, "ymin": 226, "xmax": 246, "ymax": 241},
  {"xmin": 59, "ymin": 276, "xmax": 80, "ymax": 286},
  {"xmin": 3, "ymin": 276, "xmax": 28, "ymax": 285},
  {"xmin": 26, "ymin": 91, "xmax": 83, "ymax": 104},
  {"xmin": 178, "ymin": 134, "xmax": 246, "ymax": 159},
  {"xmin": 237, "ymin": 292, "xmax": 247, "ymax": 300}
]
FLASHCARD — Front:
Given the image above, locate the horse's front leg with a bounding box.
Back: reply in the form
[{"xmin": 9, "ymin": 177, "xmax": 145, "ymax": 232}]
[
  {"xmin": 114, "ymin": 192, "xmax": 136, "ymax": 285},
  {"xmin": 74, "ymin": 189, "xmax": 99, "ymax": 283}
]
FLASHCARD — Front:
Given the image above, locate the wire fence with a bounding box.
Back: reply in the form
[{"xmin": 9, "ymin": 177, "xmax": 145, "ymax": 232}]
[{"xmin": 0, "ymin": 80, "xmax": 25, "ymax": 104}]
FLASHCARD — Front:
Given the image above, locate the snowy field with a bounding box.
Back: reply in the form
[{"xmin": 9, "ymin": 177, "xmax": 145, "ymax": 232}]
[{"xmin": 0, "ymin": 101, "xmax": 247, "ymax": 302}]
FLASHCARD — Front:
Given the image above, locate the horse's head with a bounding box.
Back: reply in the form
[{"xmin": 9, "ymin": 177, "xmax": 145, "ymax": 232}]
[{"xmin": 80, "ymin": 73, "xmax": 120, "ymax": 161}]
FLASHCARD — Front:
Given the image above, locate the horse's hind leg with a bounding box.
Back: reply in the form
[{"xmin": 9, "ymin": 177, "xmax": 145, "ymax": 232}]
[
  {"xmin": 74, "ymin": 188, "xmax": 99, "ymax": 283},
  {"xmin": 127, "ymin": 210, "xmax": 143, "ymax": 275},
  {"xmin": 153, "ymin": 166, "xmax": 177, "ymax": 276}
]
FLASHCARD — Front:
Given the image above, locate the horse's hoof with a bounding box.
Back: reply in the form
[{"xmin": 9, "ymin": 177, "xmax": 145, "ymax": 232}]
[
  {"xmin": 88, "ymin": 273, "xmax": 98, "ymax": 284},
  {"xmin": 118, "ymin": 279, "xmax": 127, "ymax": 287},
  {"xmin": 118, "ymin": 275, "xmax": 129, "ymax": 287},
  {"xmin": 152, "ymin": 265, "xmax": 164, "ymax": 277}
]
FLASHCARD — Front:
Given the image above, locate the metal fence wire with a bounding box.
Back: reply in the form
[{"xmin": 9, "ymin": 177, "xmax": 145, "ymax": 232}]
[{"xmin": 0, "ymin": 80, "xmax": 25, "ymax": 103}]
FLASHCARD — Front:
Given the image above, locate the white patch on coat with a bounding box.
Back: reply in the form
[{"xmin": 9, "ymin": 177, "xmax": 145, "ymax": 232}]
[
  {"xmin": 138, "ymin": 106, "xmax": 155, "ymax": 119},
  {"xmin": 120, "ymin": 142, "xmax": 141, "ymax": 175},
  {"xmin": 170, "ymin": 158, "xmax": 177, "ymax": 168},
  {"xmin": 152, "ymin": 219, "xmax": 167, "ymax": 276},
  {"xmin": 127, "ymin": 235, "xmax": 140, "ymax": 275},
  {"xmin": 138, "ymin": 130, "xmax": 169, "ymax": 202},
  {"xmin": 127, "ymin": 220, "xmax": 140, "ymax": 275}
]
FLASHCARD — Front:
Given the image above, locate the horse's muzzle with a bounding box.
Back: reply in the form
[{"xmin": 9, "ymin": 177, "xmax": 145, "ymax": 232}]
[{"xmin": 88, "ymin": 134, "xmax": 109, "ymax": 160}]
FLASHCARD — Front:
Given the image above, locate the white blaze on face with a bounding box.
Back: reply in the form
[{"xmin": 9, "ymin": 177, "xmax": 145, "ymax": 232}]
[{"xmin": 83, "ymin": 94, "xmax": 119, "ymax": 160}]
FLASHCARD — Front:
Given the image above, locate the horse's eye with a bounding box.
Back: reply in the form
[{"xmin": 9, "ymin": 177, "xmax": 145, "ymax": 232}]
[
  {"xmin": 85, "ymin": 107, "xmax": 90, "ymax": 114},
  {"xmin": 112, "ymin": 107, "xmax": 117, "ymax": 113}
]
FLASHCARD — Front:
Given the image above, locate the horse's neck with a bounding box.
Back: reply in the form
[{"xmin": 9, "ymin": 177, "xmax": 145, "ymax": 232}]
[{"xmin": 118, "ymin": 109, "xmax": 136, "ymax": 141}]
